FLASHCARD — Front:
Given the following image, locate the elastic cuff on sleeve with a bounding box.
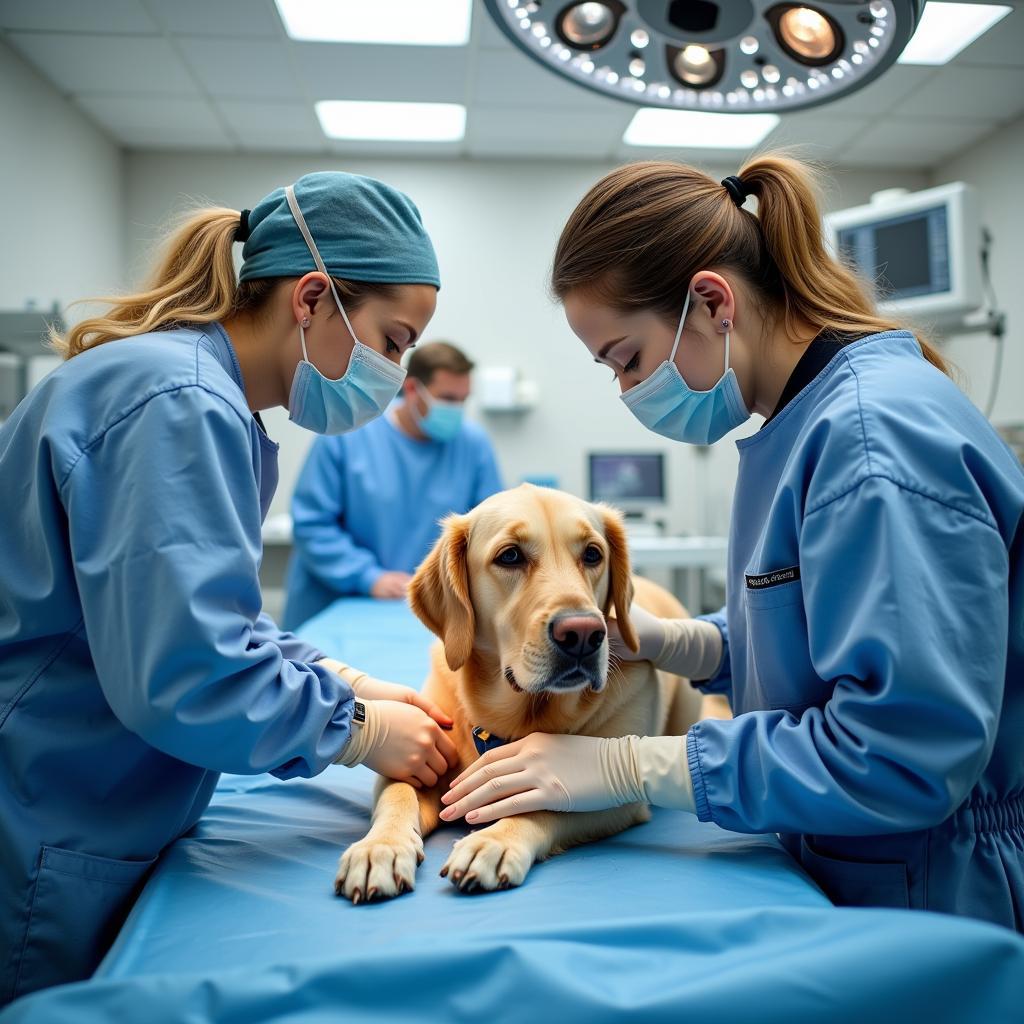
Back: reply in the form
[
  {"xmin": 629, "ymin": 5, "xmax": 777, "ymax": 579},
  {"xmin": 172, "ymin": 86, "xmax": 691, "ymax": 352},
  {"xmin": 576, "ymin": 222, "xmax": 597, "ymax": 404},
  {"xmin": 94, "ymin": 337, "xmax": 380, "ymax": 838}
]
[
  {"xmin": 686, "ymin": 727, "xmax": 713, "ymax": 823},
  {"xmin": 359, "ymin": 566, "xmax": 385, "ymax": 595}
]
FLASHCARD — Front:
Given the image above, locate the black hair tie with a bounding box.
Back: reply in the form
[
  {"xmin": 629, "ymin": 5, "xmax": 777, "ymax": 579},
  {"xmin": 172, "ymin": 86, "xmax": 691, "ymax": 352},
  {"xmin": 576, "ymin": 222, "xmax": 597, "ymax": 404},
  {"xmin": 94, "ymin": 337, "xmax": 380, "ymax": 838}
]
[
  {"xmin": 721, "ymin": 176, "xmax": 749, "ymax": 208},
  {"xmin": 235, "ymin": 209, "xmax": 252, "ymax": 243}
]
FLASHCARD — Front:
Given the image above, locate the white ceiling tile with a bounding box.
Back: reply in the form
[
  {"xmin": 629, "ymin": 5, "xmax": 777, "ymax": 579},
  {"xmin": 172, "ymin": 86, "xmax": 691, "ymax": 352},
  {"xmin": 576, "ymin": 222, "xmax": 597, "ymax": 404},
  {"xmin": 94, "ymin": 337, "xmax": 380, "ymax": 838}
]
[
  {"xmin": 473, "ymin": 50, "xmax": 616, "ymax": 108},
  {"xmin": 327, "ymin": 138, "xmax": 465, "ymax": 159},
  {"xmin": 478, "ymin": 13, "xmax": 514, "ymax": 51},
  {"xmin": 75, "ymin": 94, "xmax": 229, "ymax": 147},
  {"xmin": 894, "ymin": 66, "xmax": 1024, "ymax": 121},
  {"xmin": 179, "ymin": 37, "xmax": 302, "ymax": 100},
  {"xmin": 955, "ymin": 8, "xmax": 1024, "ymax": 68},
  {"xmin": 293, "ymin": 41, "xmax": 469, "ymax": 103},
  {"xmin": 762, "ymin": 113, "xmax": 873, "ymax": 159},
  {"xmin": 838, "ymin": 116, "xmax": 999, "ymax": 168},
  {"xmin": 217, "ymin": 99, "xmax": 326, "ymax": 150},
  {"xmin": 154, "ymin": 0, "xmax": 284, "ymax": 39},
  {"xmin": 814, "ymin": 64, "xmax": 937, "ymax": 118},
  {"xmin": 467, "ymin": 136, "xmax": 614, "ymax": 159},
  {"xmin": 7, "ymin": 31, "xmax": 199, "ymax": 95},
  {"xmin": 468, "ymin": 106, "xmax": 632, "ymax": 146},
  {"xmin": 0, "ymin": 0, "xmax": 156, "ymax": 33}
]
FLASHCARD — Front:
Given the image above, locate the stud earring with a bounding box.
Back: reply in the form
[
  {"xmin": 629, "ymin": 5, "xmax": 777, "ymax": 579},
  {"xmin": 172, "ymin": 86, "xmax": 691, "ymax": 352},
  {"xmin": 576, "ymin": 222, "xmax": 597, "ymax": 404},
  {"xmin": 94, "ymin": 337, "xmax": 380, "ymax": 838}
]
[
  {"xmin": 301, "ymin": 317, "xmax": 310, "ymax": 328},
  {"xmin": 721, "ymin": 318, "xmax": 731, "ymax": 330}
]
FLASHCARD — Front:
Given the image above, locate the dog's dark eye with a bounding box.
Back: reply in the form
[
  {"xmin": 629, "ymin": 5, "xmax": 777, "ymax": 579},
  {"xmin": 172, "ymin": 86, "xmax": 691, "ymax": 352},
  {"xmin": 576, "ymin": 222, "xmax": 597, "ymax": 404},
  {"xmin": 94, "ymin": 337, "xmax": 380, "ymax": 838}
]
[
  {"xmin": 495, "ymin": 546, "xmax": 526, "ymax": 567},
  {"xmin": 583, "ymin": 544, "xmax": 603, "ymax": 566}
]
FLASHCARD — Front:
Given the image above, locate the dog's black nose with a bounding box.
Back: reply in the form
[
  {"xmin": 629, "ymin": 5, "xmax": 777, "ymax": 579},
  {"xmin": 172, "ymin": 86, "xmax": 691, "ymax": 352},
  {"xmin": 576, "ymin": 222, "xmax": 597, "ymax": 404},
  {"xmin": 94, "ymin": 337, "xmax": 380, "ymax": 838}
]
[{"xmin": 549, "ymin": 614, "xmax": 606, "ymax": 659}]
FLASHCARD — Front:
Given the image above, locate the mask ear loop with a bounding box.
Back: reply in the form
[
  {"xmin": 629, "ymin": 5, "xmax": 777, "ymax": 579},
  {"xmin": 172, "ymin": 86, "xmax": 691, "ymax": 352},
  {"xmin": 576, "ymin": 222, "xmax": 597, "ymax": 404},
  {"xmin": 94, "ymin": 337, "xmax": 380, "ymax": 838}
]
[
  {"xmin": 667, "ymin": 289, "xmax": 692, "ymax": 366},
  {"xmin": 284, "ymin": 184, "xmax": 362, "ymax": 354}
]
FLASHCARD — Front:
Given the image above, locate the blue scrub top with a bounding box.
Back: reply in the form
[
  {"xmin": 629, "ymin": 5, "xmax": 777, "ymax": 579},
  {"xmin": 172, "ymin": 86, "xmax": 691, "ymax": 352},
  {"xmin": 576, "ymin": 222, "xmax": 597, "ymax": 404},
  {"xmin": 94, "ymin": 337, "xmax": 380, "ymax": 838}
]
[
  {"xmin": 282, "ymin": 411, "xmax": 502, "ymax": 630},
  {"xmin": 0, "ymin": 323, "xmax": 356, "ymax": 1005},
  {"xmin": 688, "ymin": 331, "xmax": 1024, "ymax": 930}
]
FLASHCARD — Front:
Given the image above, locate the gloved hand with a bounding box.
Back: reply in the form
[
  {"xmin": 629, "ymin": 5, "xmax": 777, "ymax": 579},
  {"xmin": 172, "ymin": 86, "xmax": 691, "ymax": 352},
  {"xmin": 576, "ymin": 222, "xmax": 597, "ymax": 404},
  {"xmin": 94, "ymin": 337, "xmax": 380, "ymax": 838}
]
[
  {"xmin": 371, "ymin": 572, "xmax": 413, "ymax": 600},
  {"xmin": 438, "ymin": 732, "xmax": 694, "ymax": 824},
  {"xmin": 317, "ymin": 658, "xmax": 454, "ymax": 730},
  {"xmin": 608, "ymin": 604, "xmax": 668, "ymax": 662},
  {"xmin": 335, "ymin": 699, "xmax": 459, "ymax": 787},
  {"xmin": 608, "ymin": 608, "xmax": 723, "ymax": 682}
]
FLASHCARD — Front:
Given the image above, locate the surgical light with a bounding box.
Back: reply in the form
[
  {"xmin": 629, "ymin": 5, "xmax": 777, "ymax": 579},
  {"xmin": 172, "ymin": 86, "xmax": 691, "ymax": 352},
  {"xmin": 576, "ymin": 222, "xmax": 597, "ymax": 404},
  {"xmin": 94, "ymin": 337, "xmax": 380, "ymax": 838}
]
[
  {"xmin": 483, "ymin": 1, "xmax": 948, "ymax": 114},
  {"xmin": 558, "ymin": 2, "xmax": 620, "ymax": 48},
  {"xmin": 775, "ymin": 6, "xmax": 840, "ymax": 63},
  {"xmin": 673, "ymin": 45, "xmax": 718, "ymax": 86}
]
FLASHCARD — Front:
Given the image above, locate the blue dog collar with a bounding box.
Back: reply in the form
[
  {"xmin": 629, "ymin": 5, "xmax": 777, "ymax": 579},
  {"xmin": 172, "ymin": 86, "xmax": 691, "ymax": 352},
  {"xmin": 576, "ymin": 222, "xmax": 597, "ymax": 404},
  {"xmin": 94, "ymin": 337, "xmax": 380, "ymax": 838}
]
[{"xmin": 472, "ymin": 727, "xmax": 508, "ymax": 756}]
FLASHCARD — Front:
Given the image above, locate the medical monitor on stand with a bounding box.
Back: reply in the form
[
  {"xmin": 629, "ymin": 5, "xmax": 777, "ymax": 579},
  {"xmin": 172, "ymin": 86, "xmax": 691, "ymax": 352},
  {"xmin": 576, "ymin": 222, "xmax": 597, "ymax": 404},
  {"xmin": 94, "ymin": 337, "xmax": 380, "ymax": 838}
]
[{"xmin": 587, "ymin": 452, "xmax": 666, "ymax": 529}]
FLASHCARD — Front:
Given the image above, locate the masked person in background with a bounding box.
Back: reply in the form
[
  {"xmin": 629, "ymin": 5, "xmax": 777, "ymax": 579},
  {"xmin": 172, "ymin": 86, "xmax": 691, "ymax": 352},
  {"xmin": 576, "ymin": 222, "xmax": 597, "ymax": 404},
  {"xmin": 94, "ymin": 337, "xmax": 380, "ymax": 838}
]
[
  {"xmin": 283, "ymin": 341, "xmax": 502, "ymax": 629},
  {"xmin": 0, "ymin": 171, "xmax": 459, "ymax": 1005}
]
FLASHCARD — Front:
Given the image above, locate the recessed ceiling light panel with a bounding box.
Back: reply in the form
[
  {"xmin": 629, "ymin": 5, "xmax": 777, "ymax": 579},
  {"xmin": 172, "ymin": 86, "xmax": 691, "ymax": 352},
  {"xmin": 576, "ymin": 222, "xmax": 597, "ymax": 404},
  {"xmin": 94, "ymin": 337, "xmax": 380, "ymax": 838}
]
[{"xmin": 484, "ymin": 0, "xmax": 925, "ymax": 113}]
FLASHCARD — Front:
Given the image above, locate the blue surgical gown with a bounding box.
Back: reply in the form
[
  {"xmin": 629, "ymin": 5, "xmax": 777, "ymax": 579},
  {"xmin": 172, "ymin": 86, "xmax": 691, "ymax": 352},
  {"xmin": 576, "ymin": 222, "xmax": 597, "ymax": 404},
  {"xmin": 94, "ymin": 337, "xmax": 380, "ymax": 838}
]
[
  {"xmin": 687, "ymin": 331, "xmax": 1024, "ymax": 930},
  {"xmin": 0, "ymin": 323, "xmax": 356, "ymax": 1004},
  {"xmin": 282, "ymin": 412, "xmax": 502, "ymax": 630}
]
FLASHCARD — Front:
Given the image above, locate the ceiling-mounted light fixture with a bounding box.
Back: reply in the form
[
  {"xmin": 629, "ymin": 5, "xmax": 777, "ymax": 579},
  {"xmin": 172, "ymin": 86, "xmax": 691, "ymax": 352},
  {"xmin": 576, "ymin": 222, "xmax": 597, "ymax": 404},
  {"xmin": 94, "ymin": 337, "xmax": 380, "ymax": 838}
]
[{"xmin": 483, "ymin": 0, "xmax": 932, "ymax": 113}]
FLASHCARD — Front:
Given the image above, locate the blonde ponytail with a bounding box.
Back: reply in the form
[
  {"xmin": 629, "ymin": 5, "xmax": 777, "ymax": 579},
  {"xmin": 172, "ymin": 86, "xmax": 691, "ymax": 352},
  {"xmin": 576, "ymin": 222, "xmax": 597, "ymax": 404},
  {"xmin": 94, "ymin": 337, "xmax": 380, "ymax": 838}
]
[
  {"xmin": 552, "ymin": 153, "xmax": 951, "ymax": 378},
  {"xmin": 738, "ymin": 153, "xmax": 949, "ymax": 375},
  {"xmin": 51, "ymin": 207, "xmax": 242, "ymax": 360}
]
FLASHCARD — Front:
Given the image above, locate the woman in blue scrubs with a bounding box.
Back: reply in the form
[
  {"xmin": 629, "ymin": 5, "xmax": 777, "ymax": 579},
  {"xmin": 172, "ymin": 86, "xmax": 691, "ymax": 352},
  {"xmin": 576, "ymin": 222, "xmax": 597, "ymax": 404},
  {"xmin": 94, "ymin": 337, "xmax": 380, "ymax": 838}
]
[
  {"xmin": 0, "ymin": 172, "xmax": 459, "ymax": 1004},
  {"xmin": 440, "ymin": 156, "xmax": 1024, "ymax": 932}
]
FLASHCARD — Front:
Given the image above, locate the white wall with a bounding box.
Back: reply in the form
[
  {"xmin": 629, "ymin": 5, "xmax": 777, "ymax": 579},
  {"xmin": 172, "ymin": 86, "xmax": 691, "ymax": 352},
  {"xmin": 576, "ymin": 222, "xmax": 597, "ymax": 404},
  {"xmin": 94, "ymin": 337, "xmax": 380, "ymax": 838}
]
[
  {"xmin": 124, "ymin": 151, "xmax": 928, "ymax": 529},
  {"xmin": 931, "ymin": 116, "xmax": 1024, "ymax": 428},
  {"xmin": 0, "ymin": 38, "xmax": 123, "ymax": 325}
]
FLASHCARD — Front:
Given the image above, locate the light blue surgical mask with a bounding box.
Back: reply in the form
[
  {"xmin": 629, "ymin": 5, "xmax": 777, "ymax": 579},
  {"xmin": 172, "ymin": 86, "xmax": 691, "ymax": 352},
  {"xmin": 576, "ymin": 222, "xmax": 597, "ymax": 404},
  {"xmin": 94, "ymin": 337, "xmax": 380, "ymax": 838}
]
[
  {"xmin": 620, "ymin": 289, "xmax": 750, "ymax": 445},
  {"xmin": 412, "ymin": 381, "xmax": 464, "ymax": 442},
  {"xmin": 284, "ymin": 184, "xmax": 407, "ymax": 435}
]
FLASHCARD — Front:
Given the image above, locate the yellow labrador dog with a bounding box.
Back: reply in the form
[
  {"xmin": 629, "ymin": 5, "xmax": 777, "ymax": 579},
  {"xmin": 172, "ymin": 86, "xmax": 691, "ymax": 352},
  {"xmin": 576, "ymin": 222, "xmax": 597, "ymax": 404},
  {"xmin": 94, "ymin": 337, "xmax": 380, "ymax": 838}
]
[{"xmin": 334, "ymin": 484, "xmax": 703, "ymax": 902}]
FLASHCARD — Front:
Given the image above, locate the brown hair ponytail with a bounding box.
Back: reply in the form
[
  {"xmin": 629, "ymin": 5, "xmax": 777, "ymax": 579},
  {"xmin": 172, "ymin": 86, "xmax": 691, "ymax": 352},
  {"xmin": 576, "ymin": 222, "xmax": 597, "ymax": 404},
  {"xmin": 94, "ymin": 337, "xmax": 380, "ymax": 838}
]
[
  {"xmin": 737, "ymin": 153, "xmax": 948, "ymax": 373},
  {"xmin": 551, "ymin": 153, "xmax": 949, "ymax": 376}
]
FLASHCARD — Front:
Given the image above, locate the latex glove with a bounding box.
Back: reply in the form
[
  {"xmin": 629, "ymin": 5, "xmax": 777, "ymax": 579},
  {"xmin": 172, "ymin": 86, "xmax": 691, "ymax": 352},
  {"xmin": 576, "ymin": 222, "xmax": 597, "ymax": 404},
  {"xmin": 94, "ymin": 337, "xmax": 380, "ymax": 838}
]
[
  {"xmin": 438, "ymin": 732, "xmax": 695, "ymax": 824},
  {"xmin": 609, "ymin": 608, "xmax": 723, "ymax": 681},
  {"xmin": 317, "ymin": 659, "xmax": 453, "ymax": 730},
  {"xmin": 371, "ymin": 572, "xmax": 413, "ymax": 600},
  {"xmin": 607, "ymin": 604, "xmax": 667, "ymax": 662},
  {"xmin": 336, "ymin": 699, "xmax": 459, "ymax": 787}
]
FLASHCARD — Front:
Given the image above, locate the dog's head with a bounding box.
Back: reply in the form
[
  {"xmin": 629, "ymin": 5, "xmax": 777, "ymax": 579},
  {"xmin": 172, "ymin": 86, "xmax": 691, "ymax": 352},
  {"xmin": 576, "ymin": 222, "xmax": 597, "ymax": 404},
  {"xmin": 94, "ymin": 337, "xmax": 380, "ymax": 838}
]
[{"xmin": 409, "ymin": 484, "xmax": 638, "ymax": 696}]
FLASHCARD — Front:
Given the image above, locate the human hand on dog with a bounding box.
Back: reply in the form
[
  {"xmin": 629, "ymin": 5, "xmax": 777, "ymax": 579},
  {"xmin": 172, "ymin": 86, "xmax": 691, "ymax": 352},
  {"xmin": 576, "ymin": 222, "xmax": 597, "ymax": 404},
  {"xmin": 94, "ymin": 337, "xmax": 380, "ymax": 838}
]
[
  {"xmin": 336, "ymin": 700, "xmax": 458, "ymax": 787},
  {"xmin": 439, "ymin": 733, "xmax": 639, "ymax": 822},
  {"xmin": 609, "ymin": 610, "xmax": 723, "ymax": 682},
  {"xmin": 607, "ymin": 604, "xmax": 667, "ymax": 662},
  {"xmin": 317, "ymin": 659, "xmax": 454, "ymax": 730}
]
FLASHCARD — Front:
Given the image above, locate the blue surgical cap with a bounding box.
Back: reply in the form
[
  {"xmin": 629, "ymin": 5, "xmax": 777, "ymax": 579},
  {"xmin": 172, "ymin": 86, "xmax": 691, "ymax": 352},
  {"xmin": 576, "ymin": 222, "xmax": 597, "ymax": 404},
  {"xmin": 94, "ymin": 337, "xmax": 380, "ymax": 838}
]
[{"xmin": 238, "ymin": 171, "xmax": 440, "ymax": 289}]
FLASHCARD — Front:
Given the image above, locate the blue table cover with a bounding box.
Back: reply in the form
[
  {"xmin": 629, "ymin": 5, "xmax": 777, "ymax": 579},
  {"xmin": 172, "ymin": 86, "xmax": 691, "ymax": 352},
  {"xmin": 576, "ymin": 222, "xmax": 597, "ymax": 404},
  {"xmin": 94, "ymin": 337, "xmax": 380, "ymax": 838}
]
[{"xmin": 4, "ymin": 598, "xmax": 1023, "ymax": 1023}]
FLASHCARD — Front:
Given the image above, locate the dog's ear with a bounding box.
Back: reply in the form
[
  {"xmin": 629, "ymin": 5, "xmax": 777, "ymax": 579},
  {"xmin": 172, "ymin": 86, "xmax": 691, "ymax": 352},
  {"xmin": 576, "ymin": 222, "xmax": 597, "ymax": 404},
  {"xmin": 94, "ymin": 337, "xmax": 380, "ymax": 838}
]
[
  {"xmin": 600, "ymin": 507, "xmax": 639, "ymax": 653},
  {"xmin": 409, "ymin": 514, "xmax": 475, "ymax": 671}
]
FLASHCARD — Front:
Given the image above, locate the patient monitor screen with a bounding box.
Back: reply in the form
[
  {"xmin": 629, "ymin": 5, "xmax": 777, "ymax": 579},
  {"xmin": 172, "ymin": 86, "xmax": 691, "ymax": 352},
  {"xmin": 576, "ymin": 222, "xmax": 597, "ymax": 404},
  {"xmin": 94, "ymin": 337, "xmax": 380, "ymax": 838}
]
[
  {"xmin": 837, "ymin": 204, "xmax": 951, "ymax": 301},
  {"xmin": 588, "ymin": 453, "xmax": 665, "ymax": 504}
]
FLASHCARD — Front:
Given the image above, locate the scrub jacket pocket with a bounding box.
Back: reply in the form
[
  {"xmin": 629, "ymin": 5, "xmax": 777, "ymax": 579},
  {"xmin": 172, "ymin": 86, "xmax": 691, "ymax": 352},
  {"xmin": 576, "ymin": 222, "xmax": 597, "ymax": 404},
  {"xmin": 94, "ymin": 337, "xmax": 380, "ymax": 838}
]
[
  {"xmin": 800, "ymin": 836, "xmax": 910, "ymax": 910},
  {"xmin": 12, "ymin": 845, "xmax": 156, "ymax": 1000},
  {"xmin": 743, "ymin": 578, "xmax": 827, "ymax": 712}
]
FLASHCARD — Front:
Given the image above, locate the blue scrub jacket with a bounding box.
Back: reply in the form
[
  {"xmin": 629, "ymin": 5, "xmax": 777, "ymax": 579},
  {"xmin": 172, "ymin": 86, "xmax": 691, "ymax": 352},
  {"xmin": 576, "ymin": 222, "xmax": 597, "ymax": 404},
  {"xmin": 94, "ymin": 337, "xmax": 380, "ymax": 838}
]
[
  {"xmin": 282, "ymin": 413, "xmax": 503, "ymax": 630},
  {"xmin": 0, "ymin": 324, "xmax": 356, "ymax": 1005},
  {"xmin": 690, "ymin": 332, "xmax": 1024, "ymax": 931}
]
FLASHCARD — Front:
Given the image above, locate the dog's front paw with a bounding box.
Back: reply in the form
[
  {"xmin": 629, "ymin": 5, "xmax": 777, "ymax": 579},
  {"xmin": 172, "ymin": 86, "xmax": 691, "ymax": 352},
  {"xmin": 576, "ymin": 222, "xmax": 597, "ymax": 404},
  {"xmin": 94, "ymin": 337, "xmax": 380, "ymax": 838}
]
[
  {"xmin": 335, "ymin": 831, "xmax": 424, "ymax": 903},
  {"xmin": 440, "ymin": 826, "xmax": 535, "ymax": 893}
]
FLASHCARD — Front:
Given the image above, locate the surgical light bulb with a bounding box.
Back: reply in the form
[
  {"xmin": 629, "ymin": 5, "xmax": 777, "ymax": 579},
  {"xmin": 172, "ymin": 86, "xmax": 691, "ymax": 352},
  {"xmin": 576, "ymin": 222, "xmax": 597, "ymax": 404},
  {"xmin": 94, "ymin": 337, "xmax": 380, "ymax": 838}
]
[
  {"xmin": 777, "ymin": 6, "xmax": 838, "ymax": 62},
  {"xmin": 559, "ymin": 2, "xmax": 616, "ymax": 47}
]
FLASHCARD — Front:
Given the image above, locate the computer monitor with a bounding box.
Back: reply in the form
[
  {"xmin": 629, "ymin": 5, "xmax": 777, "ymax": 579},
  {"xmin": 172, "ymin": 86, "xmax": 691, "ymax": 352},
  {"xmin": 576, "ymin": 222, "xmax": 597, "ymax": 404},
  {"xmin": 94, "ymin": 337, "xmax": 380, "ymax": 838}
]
[
  {"xmin": 824, "ymin": 181, "xmax": 981, "ymax": 324},
  {"xmin": 588, "ymin": 452, "xmax": 665, "ymax": 507}
]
